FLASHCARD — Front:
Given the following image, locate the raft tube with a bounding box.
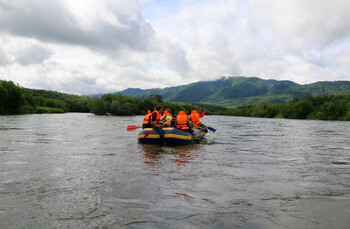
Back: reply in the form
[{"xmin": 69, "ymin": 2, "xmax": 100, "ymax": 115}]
[{"xmin": 138, "ymin": 127, "xmax": 206, "ymax": 144}]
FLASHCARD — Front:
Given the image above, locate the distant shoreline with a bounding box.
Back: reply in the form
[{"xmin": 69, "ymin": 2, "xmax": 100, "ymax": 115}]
[{"xmin": 1, "ymin": 79, "xmax": 349, "ymax": 121}]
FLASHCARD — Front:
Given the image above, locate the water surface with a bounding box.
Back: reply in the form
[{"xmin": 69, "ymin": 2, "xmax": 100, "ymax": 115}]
[{"xmin": 0, "ymin": 113, "xmax": 349, "ymax": 228}]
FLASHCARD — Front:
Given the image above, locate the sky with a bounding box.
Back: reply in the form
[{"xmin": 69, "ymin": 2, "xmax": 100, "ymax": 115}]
[{"xmin": 0, "ymin": 0, "xmax": 350, "ymax": 95}]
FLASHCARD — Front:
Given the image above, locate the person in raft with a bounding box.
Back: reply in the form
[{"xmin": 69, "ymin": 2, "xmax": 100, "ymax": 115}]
[
  {"xmin": 151, "ymin": 105, "xmax": 166, "ymax": 143},
  {"xmin": 142, "ymin": 110, "xmax": 152, "ymax": 129},
  {"xmin": 161, "ymin": 108, "xmax": 173, "ymax": 127},
  {"xmin": 176, "ymin": 111, "xmax": 190, "ymax": 131},
  {"xmin": 189, "ymin": 109, "xmax": 206, "ymax": 128}
]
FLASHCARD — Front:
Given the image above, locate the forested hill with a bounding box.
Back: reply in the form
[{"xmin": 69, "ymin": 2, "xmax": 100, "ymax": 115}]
[
  {"xmin": 118, "ymin": 77, "xmax": 350, "ymax": 106},
  {"xmin": 0, "ymin": 80, "xmax": 227, "ymax": 116},
  {"xmin": 0, "ymin": 80, "xmax": 92, "ymax": 115},
  {"xmin": 1, "ymin": 79, "xmax": 349, "ymax": 120}
]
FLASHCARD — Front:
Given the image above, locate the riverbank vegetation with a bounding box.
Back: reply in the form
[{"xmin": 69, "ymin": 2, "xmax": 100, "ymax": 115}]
[
  {"xmin": 0, "ymin": 80, "xmax": 226, "ymax": 116},
  {"xmin": 0, "ymin": 80, "xmax": 90, "ymax": 115},
  {"xmin": 1, "ymin": 79, "xmax": 349, "ymax": 121},
  {"xmin": 225, "ymin": 95, "xmax": 350, "ymax": 121},
  {"xmin": 89, "ymin": 93, "xmax": 227, "ymax": 115}
]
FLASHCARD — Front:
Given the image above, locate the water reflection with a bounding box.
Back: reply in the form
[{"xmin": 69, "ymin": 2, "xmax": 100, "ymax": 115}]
[{"xmin": 140, "ymin": 143, "xmax": 202, "ymax": 167}]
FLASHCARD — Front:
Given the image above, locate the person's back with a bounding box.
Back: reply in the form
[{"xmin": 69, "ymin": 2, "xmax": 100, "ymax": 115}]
[
  {"xmin": 142, "ymin": 110, "xmax": 152, "ymax": 128},
  {"xmin": 190, "ymin": 110, "xmax": 201, "ymax": 127},
  {"xmin": 176, "ymin": 111, "xmax": 189, "ymax": 130}
]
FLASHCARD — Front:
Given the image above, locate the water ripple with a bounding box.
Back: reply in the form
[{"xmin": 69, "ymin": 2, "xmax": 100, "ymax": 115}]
[{"xmin": 0, "ymin": 114, "xmax": 349, "ymax": 228}]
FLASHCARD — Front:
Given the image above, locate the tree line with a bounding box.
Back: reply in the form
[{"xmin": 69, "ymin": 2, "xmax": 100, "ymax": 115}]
[
  {"xmin": 0, "ymin": 80, "xmax": 90, "ymax": 115},
  {"xmin": 1, "ymin": 79, "xmax": 350, "ymax": 121},
  {"xmin": 225, "ymin": 95, "xmax": 350, "ymax": 121},
  {"xmin": 0, "ymin": 80, "xmax": 226, "ymax": 116},
  {"xmin": 89, "ymin": 93, "xmax": 227, "ymax": 116}
]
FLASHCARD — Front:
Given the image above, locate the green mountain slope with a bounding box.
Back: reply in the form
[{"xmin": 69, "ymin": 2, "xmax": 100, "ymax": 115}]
[
  {"xmin": 118, "ymin": 76, "xmax": 350, "ymax": 106},
  {"xmin": 119, "ymin": 76, "xmax": 350, "ymax": 106}
]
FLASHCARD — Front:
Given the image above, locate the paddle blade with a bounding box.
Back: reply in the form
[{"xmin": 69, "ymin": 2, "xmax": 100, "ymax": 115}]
[
  {"xmin": 144, "ymin": 130, "xmax": 152, "ymax": 138},
  {"xmin": 127, "ymin": 125, "xmax": 140, "ymax": 131},
  {"xmin": 207, "ymin": 126, "xmax": 216, "ymax": 132}
]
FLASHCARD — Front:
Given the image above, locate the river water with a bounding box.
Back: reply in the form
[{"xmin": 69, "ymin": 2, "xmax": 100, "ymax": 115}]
[{"xmin": 0, "ymin": 113, "xmax": 349, "ymax": 228}]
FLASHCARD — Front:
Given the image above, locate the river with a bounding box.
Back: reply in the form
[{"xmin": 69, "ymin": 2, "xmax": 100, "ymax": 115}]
[{"xmin": 0, "ymin": 113, "xmax": 349, "ymax": 228}]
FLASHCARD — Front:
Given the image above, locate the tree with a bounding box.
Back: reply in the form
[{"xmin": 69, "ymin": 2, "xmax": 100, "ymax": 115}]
[
  {"xmin": 149, "ymin": 94, "xmax": 163, "ymax": 103},
  {"xmin": 0, "ymin": 80, "xmax": 24, "ymax": 114},
  {"xmin": 252, "ymin": 103, "xmax": 279, "ymax": 118},
  {"xmin": 89, "ymin": 99, "xmax": 107, "ymax": 115}
]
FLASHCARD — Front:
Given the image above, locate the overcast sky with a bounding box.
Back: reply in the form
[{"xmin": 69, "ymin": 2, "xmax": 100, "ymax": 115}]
[{"xmin": 1, "ymin": 0, "xmax": 350, "ymax": 95}]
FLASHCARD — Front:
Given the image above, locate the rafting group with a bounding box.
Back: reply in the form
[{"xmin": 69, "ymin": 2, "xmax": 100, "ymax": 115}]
[{"xmin": 127, "ymin": 105, "xmax": 213, "ymax": 145}]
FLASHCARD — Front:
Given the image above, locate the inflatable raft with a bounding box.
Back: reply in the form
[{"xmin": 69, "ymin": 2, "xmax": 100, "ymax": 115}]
[{"xmin": 138, "ymin": 127, "xmax": 207, "ymax": 144}]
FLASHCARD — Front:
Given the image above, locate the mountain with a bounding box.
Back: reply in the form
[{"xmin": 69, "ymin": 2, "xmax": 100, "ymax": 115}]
[{"xmin": 116, "ymin": 76, "xmax": 350, "ymax": 106}]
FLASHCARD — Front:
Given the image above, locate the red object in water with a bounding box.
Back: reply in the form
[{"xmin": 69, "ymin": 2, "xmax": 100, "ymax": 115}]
[
  {"xmin": 127, "ymin": 125, "xmax": 140, "ymax": 131},
  {"xmin": 175, "ymin": 192, "xmax": 191, "ymax": 198}
]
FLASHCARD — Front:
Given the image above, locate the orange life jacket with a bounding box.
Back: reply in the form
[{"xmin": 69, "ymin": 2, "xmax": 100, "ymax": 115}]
[
  {"xmin": 151, "ymin": 108, "xmax": 161, "ymax": 125},
  {"xmin": 162, "ymin": 110, "xmax": 170, "ymax": 118},
  {"xmin": 142, "ymin": 113, "xmax": 152, "ymax": 125},
  {"xmin": 190, "ymin": 110, "xmax": 201, "ymax": 127},
  {"xmin": 176, "ymin": 111, "xmax": 189, "ymax": 130}
]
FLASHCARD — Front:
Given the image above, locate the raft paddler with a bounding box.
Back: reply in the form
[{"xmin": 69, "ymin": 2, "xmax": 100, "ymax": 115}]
[
  {"xmin": 176, "ymin": 110, "xmax": 200, "ymax": 142},
  {"xmin": 142, "ymin": 107, "xmax": 162, "ymax": 129},
  {"xmin": 161, "ymin": 108, "xmax": 173, "ymax": 127},
  {"xmin": 142, "ymin": 110, "xmax": 152, "ymax": 129},
  {"xmin": 189, "ymin": 109, "xmax": 205, "ymax": 127},
  {"xmin": 151, "ymin": 105, "xmax": 162, "ymax": 127},
  {"xmin": 151, "ymin": 105, "xmax": 165, "ymax": 144},
  {"xmin": 176, "ymin": 111, "xmax": 190, "ymax": 130}
]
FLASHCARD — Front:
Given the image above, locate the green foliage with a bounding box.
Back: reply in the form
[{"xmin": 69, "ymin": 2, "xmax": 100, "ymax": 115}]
[
  {"xmin": 0, "ymin": 80, "xmax": 92, "ymax": 115},
  {"xmin": 0, "ymin": 80, "xmax": 24, "ymax": 114},
  {"xmin": 149, "ymin": 94, "xmax": 163, "ymax": 103},
  {"xmin": 22, "ymin": 88, "xmax": 91, "ymax": 112},
  {"xmin": 34, "ymin": 107, "xmax": 65, "ymax": 114},
  {"xmin": 251, "ymin": 103, "xmax": 280, "ymax": 118},
  {"xmin": 118, "ymin": 76, "xmax": 350, "ymax": 106},
  {"xmin": 44, "ymin": 99, "xmax": 69, "ymax": 111},
  {"xmin": 346, "ymin": 108, "xmax": 350, "ymax": 121},
  {"xmin": 1, "ymin": 79, "xmax": 227, "ymax": 116},
  {"xmin": 225, "ymin": 94, "xmax": 350, "ymax": 121},
  {"xmin": 89, "ymin": 93, "xmax": 227, "ymax": 116},
  {"xmin": 281, "ymin": 99, "xmax": 314, "ymax": 119},
  {"xmin": 89, "ymin": 98, "xmax": 107, "ymax": 115},
  {"xmin": 2, "ymin": 78, "xmax": 349, "ymax": 121}
]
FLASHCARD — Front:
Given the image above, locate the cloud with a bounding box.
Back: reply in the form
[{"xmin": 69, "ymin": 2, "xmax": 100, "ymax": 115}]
[
  {"xmin": 0, "ymin": 0, "xmax": 154, "ymax": 54},
  {"xmin": 0, "ymin": 48, "xmax": 8, "ymax": 66},
  {"xmin": 0, "ymin": 36, "xmax": 53, "ymax": 66},
  {"xmin": 263, "ymin": 0, "xmax": 350, "ymax": 53},
  {"xmin": 155, "ymin": 0, "xmax": 262, "ymax": 80},
  {"xmin": 1, "ymin": 0, "xmax": 350, "ymax": 95},
  {"xmin": 16, "ymin": 44, "xmax": 53, "ymax": 65},
  {"xmin": 160, "ymin": 0, "xmax": 350, "ymax": 84},
  {"xmin": 249, "ymin": 0, "xmax": 350, "ymax": 83}
]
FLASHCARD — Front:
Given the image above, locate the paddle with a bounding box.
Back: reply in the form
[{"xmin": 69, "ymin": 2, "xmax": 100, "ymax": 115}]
[
  {"xmin": 207, "ymin": 126, "xmax": 216, "ymax": 132},
  {"xmin": 144, "ymin": 130, "xmax": 152, "ymax": 138},
  {"xmin": 127, "ymin": 125, "xmax": 141, "ymax": 131}
]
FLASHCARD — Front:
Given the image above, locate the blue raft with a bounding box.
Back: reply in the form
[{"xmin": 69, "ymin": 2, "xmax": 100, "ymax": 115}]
[{"xmin": 138, "ymin": 127, "xmax": 207, "ymax": 144}]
